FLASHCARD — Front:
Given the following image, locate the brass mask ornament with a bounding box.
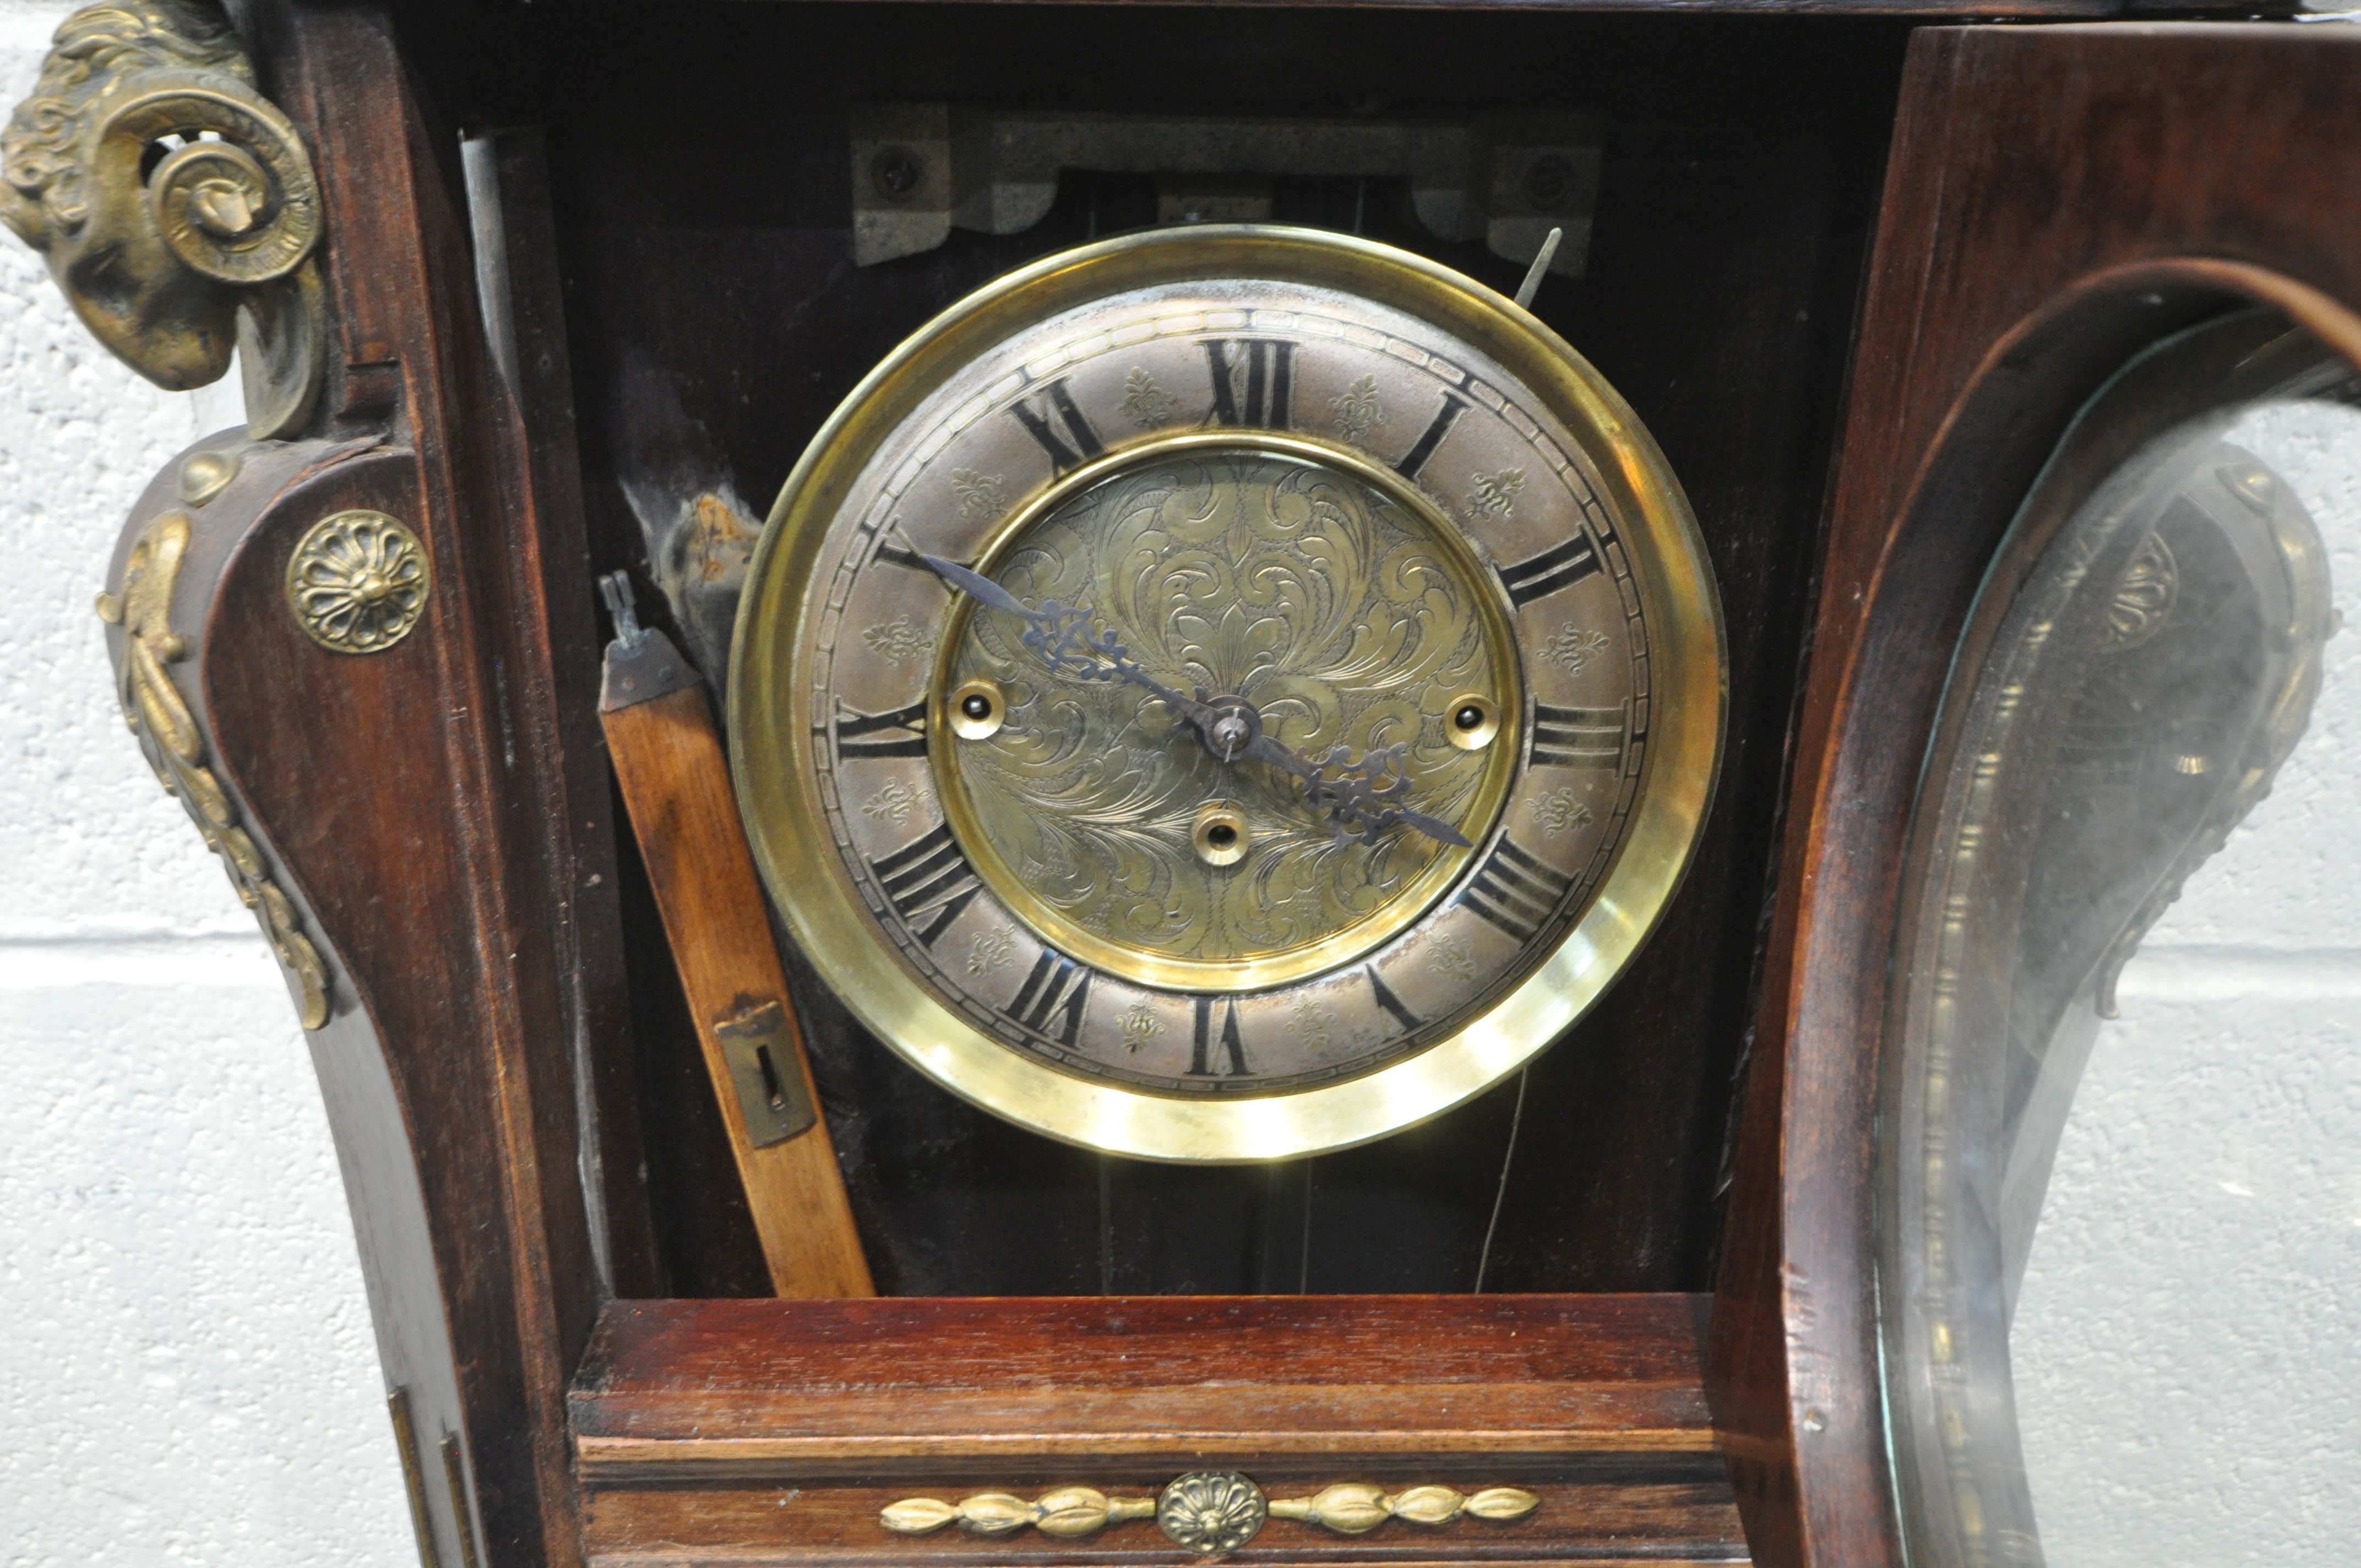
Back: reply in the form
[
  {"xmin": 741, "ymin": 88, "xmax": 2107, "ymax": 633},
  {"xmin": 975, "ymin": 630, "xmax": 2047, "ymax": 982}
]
[{"xmin": 1, "ymin": 0, "xmax": 324, "ymax": 437}]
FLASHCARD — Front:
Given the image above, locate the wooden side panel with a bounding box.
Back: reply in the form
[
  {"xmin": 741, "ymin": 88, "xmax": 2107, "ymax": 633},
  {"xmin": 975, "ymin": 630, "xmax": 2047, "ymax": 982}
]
[
  {"xmin": 201, "ymin": 3, "xmax": 642, "ymax": 1564},
  {"xmin": 1709, "ymin": 24, "xmax": 2361, "ymax": 1568},
  {"xmin": 572, "ymin": 1294, "xmax": 1747, "ymax": 1566}
]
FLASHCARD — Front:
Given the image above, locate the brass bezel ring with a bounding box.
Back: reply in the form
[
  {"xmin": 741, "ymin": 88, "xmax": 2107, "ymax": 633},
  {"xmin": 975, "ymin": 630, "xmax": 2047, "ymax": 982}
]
[{"xmin": 731, "ymin": 225, "xmax": 1727, "ymax": 1162}]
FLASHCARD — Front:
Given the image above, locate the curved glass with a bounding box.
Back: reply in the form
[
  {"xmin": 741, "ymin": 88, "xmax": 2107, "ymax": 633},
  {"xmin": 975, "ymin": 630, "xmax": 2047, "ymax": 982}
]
[{"xmin": 1879, "ymin": 312, "xmax": 2360, "ymax": 1568}]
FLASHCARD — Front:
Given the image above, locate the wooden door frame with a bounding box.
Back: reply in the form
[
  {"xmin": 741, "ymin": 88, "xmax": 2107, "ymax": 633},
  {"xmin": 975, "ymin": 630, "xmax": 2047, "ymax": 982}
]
[{"xmin": 1709, "ymin": 22, "xmax": 2361, "ymax": 1568}]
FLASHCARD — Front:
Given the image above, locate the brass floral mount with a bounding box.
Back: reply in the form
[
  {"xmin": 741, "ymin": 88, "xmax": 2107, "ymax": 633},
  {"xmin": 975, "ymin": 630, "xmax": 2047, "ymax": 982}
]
[
  {"xmin": 286, "ymin": 509, "xmax": 431, "ymax": 653},
  {"xmin": 882, "ymin": 1470, "xmax": 1539, "ymax": 1553},
  {"xmin": 99, "ymin": 510, "xmax": 331, "ymax": 1027},
  {"xmin": 2, "ymin": 0, "xmax": 326, "ymax": 437}
]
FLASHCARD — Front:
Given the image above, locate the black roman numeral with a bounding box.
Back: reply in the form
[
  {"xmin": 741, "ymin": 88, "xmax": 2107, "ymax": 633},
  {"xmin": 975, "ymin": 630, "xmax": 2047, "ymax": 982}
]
[
  {"xmin": 1456, "ymin": 836, "xmax": 1573, "ymax": 944},
  {"xmin": 1007, "ymin": 379, "xmax": 1106, "ymax": 476},
  {"xmin": 1190, "ymin": 995, "xmax": 1250, "ymax": 1076},
  {"xmin": 1394, "ymin": 393, "xmax": 1469, "ymax": 480},
  {"xmin": 1007, "ymin": 951, "xmax": 1093, "ymax": 1048},
  {"xmin": 868, "ymin": 822, "xmax": 983, "ymax": 946},
  {"xmin": 830, "ymin": 697, "xmax": 929, "ymax": 759},
  {"xmin": 1498, "ymin": 534, "xmax": 1603, "ymax": 607},
  {"xmin": 1531, "ymin": 703, "xmax": 1625, "ymax": 770},
  {"xmin": 1201, "ymin": 339, "xmax": 1296, "ymax": 429},
  {"xmin": 872, "ymin": 526, "xmax": 938, "ymax": 574},
  {"xmin": 1367, "ymin": 966, "xmax": 1422, "ymax": 1037}
]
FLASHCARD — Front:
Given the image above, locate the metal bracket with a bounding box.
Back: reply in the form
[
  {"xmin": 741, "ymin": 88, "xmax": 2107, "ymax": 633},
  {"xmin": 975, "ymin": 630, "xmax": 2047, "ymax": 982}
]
[
  {"xmin": 712, "ymin": 995, "xmax": 819, "ymax": 1148},
  {"xmin": 851, "ymin": 104, "xmax": 1598, "ymax": 277}
]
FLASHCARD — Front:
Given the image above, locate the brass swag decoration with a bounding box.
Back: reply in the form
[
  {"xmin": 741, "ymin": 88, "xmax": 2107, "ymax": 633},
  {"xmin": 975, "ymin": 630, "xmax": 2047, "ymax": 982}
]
[
  {"xmin": 882, "ymin": 1471, "xmax": 1540, "ymax": 1553},
  {"xmin": 286, "ymin": 509, "xmax": 431, "ymax": 654},
  {"xmin": 1, "ymin": 0, "xmax": 326, "ymax": 437},
  {"xmin": 97, "ymin": 510, "xmax": 331, "ymax": 1027}
]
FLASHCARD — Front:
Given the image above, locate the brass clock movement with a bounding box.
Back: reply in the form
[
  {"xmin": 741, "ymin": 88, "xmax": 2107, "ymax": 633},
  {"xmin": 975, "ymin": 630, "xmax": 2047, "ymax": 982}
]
[{"xmin": 731, "ymin": 225, "xmax": 1723, "ymax": 1161}]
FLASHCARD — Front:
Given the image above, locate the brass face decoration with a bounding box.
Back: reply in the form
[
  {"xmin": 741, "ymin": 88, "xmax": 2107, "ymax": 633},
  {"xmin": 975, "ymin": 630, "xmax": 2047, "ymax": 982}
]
[{"xmin": 733, "ymin": 227, "xmax": 1724, "ymax": 1159}]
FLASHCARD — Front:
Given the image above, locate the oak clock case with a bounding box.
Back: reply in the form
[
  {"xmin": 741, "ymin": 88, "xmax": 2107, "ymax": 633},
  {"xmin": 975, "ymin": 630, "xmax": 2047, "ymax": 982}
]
[{"xmin": 732, "ymin": 226, "xmax": 1724, "ymax": 1161}]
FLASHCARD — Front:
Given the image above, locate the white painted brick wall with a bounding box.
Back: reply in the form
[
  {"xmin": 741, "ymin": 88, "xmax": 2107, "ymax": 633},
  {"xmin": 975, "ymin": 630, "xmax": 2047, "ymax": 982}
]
[
  {"xmin": 3, "ymin": 0, "xmax": 2353, "ymax": 1561},
  {"xmin": 2012, "ymin": 402, "xmax": 2361, "ymax": 1567},
  {"xmin": 2, "ymin": 5, "xmax": 407, "ymax": 1563}
]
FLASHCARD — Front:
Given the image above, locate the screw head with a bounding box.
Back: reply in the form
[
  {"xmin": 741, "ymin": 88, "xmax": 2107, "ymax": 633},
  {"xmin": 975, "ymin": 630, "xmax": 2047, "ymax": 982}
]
[
  {"xmin": 872, "ymin": 148, "xmax": 920, "ymax": 198},
  {"xmin": 1522, "ymin": 153, "xmax": 1575, "ymax": 210}
]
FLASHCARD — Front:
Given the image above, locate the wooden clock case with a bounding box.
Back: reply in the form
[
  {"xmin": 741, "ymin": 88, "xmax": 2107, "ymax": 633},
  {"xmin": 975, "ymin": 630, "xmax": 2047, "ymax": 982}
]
[{"xmin": 42, "ymin": 2, "xmax": 2361, "ymax": 1565}]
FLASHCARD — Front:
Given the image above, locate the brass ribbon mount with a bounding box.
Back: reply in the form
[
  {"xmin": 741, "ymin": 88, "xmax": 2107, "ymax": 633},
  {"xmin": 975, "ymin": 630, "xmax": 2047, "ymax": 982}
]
[{"xmin": 883, "ymin": 1471, "xmax": 1539, "ymax": 1554}]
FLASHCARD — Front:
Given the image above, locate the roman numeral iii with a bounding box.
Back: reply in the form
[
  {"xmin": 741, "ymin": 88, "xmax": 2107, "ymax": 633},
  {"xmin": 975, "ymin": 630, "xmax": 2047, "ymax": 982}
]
[
  {"xmin": 1456, "ymin": 836, "xmax": 1574, "ymax": 944},
  {"xmin": 1530, "ymin": 703, "xmax": 1625, "ymax": 770}
]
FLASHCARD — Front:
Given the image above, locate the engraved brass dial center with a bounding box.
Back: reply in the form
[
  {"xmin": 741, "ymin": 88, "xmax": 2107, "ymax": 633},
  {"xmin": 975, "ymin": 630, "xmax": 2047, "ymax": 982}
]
[{"xmin": 931, "ymin": 434, "xmax": 1519, "ymax": 992}]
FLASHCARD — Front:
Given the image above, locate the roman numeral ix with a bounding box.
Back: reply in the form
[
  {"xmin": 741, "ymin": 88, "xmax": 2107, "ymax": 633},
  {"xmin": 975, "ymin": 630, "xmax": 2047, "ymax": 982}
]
[
  {"xmin": 830, "ymin": 697, "xmax": 929, "ymax": 759},
  {"xmin": 1202, "ymin": 338, "xmax": 1296, "ymax": 429},
  {"xmin": 1498, "ymin": 534, "xmax": 1603, "ymax": 608},
  {"xmin": 1007, "ymin": 951, "xmax": 1093, "ymax": 1049},
  {"xmin": 1007, "ymin": 379, "xmax": 1106, "ymax": 476},
  {"xmin": 867, "ymin": 822, "xmax": 984, "ymax": 946},
  {"xmin": 1190, "ymin": 995, "xmax": 1250, "ymax": 1076},
  {"xmin": 1456, "ymin": 836, "xmax": 1574, "ymax": 944},
  {"xmin": 1531, "ymin": 703, "xmax": 1625, "ymax": 770}
]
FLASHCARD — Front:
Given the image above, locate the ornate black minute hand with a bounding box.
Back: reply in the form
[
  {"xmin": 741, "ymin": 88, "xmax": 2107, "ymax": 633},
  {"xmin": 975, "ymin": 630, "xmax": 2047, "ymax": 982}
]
[{"xmin": 918, "ymin": 554, "xmax": 1471, "ymax": 850}]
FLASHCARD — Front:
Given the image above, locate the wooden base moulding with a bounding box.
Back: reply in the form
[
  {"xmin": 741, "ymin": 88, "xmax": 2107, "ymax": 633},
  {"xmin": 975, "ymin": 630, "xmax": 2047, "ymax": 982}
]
[{"xmin": 569, "ymin": 1294, "xmax": 1746, "ymax": 1566}]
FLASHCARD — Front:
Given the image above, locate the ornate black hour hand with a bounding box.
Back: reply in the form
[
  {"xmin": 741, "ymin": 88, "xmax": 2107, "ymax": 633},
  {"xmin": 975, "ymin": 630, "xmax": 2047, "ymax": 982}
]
[
  {"xmin": 1243, "ymin": 733, "xmax": 1473, "ymax": 849},
  {"xmin": 919, "ymin": 553, "xmax": 1470, "ymax": 850},
  {"xmin": 919, "ymin": 553, "xmax": 1199, "ymax": 714}
]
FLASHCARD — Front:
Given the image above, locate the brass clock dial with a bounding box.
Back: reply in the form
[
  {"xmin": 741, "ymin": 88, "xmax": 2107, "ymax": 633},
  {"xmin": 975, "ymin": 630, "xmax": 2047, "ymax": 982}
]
[{"xmin": 732, "ymin": 227, "xmax": 1724, "ymax": 1160}]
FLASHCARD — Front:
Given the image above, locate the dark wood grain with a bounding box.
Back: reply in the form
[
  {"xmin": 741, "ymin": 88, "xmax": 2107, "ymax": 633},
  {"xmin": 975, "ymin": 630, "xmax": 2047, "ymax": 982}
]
[
  {"xmin": 472, "ymin": 124, "xmax": 666, "ymax": 1302},
  {"xmin": 1707, "ymin": 23, "xmax": 2361, "ymax": 1568}
]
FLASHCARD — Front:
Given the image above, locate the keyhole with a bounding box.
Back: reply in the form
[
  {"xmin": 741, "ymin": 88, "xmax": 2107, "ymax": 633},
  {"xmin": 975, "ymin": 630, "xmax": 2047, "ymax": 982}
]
[{"xmin": 754, "ymin": 1042, "xmax": 788, "ymax": 1113}]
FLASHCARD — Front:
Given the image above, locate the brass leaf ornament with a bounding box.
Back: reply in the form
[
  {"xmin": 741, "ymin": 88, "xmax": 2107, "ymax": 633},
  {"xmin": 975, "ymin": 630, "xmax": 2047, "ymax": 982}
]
[
  {"xmin": 98, "ymin": 510, "xmax": 331, "ymax": 1027},
  {"xmin": 882, "ymin": 1474, "xmax": 1538, "ymax": 1546},
  {"xmin": 1, "ymin": 0, "xmax": 325, "ymax": 437}
]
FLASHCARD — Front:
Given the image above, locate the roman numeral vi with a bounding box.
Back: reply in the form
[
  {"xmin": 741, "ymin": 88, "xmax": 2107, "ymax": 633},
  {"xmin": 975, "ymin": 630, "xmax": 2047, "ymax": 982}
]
[{"xmin": 1190, "ymin": 995, "xmax": 1250, "ymax": 1076}]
